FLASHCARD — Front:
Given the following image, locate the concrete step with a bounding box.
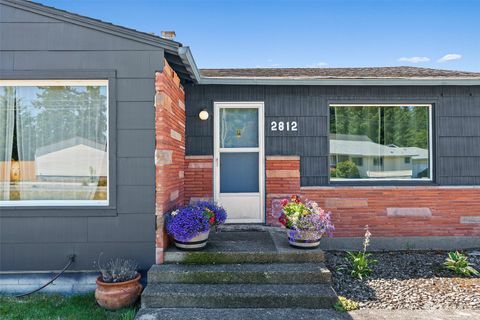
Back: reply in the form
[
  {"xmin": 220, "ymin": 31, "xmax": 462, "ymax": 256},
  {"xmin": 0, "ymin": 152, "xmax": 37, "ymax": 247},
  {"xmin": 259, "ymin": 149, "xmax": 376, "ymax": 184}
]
[
  {"xmin": 141, "ymin": 283, "xmax": 337, "ymax": 309},
  {"xmin": 135, "ymin": 308, "xmax": 349, "ymax": 320},
  {"xmin": 147, "ymin": 263, "xmax": 331, "ymax": 284},
  {"xmin": 163, "ymin": 250, "xmax": 325, "ymax": 264}
]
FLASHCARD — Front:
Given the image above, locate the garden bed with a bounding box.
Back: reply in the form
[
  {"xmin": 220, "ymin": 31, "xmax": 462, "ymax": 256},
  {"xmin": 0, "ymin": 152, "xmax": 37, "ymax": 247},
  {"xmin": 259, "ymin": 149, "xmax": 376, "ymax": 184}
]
[{"xmin": 326, "ymin": 250, "xmax": 480, "ymax": 310}]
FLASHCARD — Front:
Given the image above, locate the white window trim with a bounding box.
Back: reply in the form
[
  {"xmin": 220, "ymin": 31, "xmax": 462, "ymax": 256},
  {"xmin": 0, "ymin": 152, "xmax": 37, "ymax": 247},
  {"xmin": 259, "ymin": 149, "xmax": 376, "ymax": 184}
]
[
  {"xmin": 329, "ymin": 104, "xmax": 433, "ymax": 182},
  {"xmin": 0, "ymin": 80, "xmax": 110, "ymax": 207}
]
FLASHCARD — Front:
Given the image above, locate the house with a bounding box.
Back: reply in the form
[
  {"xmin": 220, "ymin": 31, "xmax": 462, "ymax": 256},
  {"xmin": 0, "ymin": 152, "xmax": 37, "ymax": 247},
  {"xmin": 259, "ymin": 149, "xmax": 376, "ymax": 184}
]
[
  {"xmin": 1, "ymin": 0, "xmax": 480, "ymax": 280},
  {"xmin": 329, "ymin": 134, "xmax": 429, "ymax": 179}
]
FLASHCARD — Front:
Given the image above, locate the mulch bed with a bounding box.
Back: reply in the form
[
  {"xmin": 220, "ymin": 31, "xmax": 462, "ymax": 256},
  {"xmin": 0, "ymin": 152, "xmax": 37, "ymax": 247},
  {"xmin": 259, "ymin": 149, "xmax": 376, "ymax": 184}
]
[{"xmin": 326, "ymin": 250, "xmax": 480, "ymax": 310}]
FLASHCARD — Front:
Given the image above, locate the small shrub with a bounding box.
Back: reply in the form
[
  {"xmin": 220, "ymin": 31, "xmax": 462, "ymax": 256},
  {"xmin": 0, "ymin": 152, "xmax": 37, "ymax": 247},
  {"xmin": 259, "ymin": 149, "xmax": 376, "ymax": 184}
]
[
  {"xmin": 335, "ymin": 160, "xmax": 360, "ymax": 178},
  {"xmin": 330, "ymin": 167, "xmax": 337, "ymax": 178},
  {"xmin": 345, "ymin": 225, "xmax": 377, "ymax": 280},
  {"xmin": 334, "ymin": 296, "xmax": 359, "ymax": 312},
  {"xmin": 444, "ymin": 251, "xmax": 479, "ymax": 277},
  {"xmin": 95, "ymin": 254, "xmax": 138, "ymax": 283}
]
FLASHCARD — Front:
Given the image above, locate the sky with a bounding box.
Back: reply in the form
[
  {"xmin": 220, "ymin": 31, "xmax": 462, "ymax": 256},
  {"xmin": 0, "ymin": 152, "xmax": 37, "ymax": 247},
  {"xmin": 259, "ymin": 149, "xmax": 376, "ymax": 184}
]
[{"xmin": 38, "ymin": 0, "xmax": 480, "ymax": 71}]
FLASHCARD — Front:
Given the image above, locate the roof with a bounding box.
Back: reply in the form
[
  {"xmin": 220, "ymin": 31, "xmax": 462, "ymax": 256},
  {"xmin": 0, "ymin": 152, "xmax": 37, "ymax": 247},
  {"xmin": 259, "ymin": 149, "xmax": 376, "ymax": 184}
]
[
  {"xmin": 330, "ymin": 134, "xmax": 428, "ymax": 158},
  {"xmin": 36, "ymin": 137, "xmax": 106, "ymax": 157},
  {"xmin": 2, "ymin": 1, "xmax": 480, "ymax": 86},
  {"xmin": 200, "ymin": 66, "xmax": 480, "ymax": 80}
]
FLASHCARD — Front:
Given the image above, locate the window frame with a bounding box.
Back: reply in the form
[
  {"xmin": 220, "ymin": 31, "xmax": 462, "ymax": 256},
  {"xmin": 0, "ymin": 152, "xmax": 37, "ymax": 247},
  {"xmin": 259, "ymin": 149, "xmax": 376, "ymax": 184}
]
[
  {"xmin": 328, "ymin": 103, "xmax": 434, "ymax": 184},
  {"xmin": 0, "ymin": 71, "xmax": 117, "ymax": 215}
]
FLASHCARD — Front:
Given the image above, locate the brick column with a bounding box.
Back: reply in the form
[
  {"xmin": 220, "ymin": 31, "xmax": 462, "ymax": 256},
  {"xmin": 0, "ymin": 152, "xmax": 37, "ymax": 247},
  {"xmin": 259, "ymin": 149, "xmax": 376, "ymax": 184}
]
[
  {"xmin": 154, "ymin": 60, "xmax": 185, "ymax": 264},
  {"xmin": 265, "ymin": 156, "xmax": 301, "ymax": 226}
]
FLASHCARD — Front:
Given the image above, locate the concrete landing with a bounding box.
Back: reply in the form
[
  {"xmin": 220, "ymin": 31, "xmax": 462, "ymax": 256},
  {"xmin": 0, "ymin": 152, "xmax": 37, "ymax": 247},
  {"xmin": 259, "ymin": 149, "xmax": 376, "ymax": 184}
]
[{"xmin": 163, "ymin": 227, "xmax": 325, "ymax": 264}]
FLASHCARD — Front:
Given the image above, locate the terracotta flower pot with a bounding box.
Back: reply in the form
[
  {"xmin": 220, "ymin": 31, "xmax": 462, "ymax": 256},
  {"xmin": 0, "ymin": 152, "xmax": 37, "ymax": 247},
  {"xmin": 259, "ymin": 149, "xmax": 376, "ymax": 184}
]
[
  {"xmin": 95, "ymin": 273, "xmax": 142, "ymax": 310},
  {"xmin": 174, "ymin": 230, "xmax": 210, "ymax": 250}
]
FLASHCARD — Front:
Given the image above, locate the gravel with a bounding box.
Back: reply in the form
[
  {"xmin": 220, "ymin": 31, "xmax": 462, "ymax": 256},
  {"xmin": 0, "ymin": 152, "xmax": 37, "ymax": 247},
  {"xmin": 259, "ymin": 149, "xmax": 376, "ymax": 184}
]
[{"xmin": 326, "ymin": 250, "xmax": 480, "ymax": 310}]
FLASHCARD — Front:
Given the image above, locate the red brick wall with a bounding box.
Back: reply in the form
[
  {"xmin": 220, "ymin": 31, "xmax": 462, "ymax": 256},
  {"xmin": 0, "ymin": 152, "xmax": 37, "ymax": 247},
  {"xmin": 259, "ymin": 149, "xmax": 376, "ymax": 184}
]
[
  {"xmin": 265, "ymin": 156, "xmax": 301, "ymax": 226},
  {"xmin": 154, "ymin": 60, "xmax": 185, "ymax": 264},
  {"xmin": 184, "ymin": 156, "xmax": 213, "ymax": 204},
  {"xmin": 266, "ymin": 156, "xmax": 480, "ymax": 237}
]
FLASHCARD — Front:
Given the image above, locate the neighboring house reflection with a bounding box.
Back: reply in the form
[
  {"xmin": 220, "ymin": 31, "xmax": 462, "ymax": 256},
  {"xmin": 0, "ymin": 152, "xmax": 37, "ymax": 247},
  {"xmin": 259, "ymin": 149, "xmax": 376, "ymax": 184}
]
[
  {"xmin": 330, "ymin": 134, "xmax": 428, "ymax": 179},
  {"xmin": 35, "ymin": 137, "xmax": 108, "ymax": 181}
]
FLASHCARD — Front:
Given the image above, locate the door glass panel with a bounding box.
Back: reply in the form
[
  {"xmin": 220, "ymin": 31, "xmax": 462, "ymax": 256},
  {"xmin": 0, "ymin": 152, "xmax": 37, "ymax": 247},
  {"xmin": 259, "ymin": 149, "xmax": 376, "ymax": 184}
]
[
  {"xmin": 220, "ymin": 153, "xmax": 259, "ymax": 193},
  {"xmin": 220, "ymin": 108, "xmax": 258, "ymax": 148}
]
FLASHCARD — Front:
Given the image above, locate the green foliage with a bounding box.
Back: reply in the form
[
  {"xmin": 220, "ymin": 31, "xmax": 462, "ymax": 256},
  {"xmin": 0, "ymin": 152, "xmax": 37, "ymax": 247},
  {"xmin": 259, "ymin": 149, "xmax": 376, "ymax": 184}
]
[
  {"xmin": 330, "ymin": 167, "xmax": 337, "ymax": 178},
  {"xmin": 335, "ymin": 160, "xmax": 360, "ymax": 178},
  {"xmin": 0, "ymin": 293, "xmax": 137, "ymax": 320},
  {"xmin": 334, "ymin": 296, "xmax": 360, "ymax": 312},
  {"xmin": 281, "ymin": 196, "xmax": 310, "ymax": 229},
  {"xmin": 444, "ymin": 251, "xmax": 479, "ymax": 277},
  {"xmin": 330, "ymin": 105, "xmax": 429, "ymax": 149},
  {"xmin": 345, "ymin": 226, "xmax": 376, "ymax": 280},
  {"xmin": 345, "ymin": 251, "xmax": 377, "ymax": 280}
]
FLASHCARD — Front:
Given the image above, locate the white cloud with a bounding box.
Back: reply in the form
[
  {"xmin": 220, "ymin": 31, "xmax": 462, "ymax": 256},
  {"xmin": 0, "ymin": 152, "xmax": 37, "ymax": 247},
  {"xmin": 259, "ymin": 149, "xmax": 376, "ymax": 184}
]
[
  {"xmin": 398, "ymin": 56, "xmax": 430, "ymax": 63},
  {"xmin": 310, "ymin": 62, "xmax": 329, "ymax": 67},
  {"xmin": 437, "ymin": 53, "xmax": 462, "ymax": 63}
]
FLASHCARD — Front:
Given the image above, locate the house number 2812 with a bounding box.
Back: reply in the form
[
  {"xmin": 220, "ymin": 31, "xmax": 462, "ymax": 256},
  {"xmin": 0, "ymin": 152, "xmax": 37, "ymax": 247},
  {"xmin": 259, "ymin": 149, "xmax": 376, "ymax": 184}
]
[{"xmin": 270, "ymin": 121, "xmax": 298, "ymax": 132}]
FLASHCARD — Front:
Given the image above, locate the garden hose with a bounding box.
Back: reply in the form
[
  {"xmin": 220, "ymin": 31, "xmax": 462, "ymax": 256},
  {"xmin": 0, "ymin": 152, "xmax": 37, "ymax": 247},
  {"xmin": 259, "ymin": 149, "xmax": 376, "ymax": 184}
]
[{"xmin": 14, "ymin": 254, "xmax": 76, "ymax": 298}]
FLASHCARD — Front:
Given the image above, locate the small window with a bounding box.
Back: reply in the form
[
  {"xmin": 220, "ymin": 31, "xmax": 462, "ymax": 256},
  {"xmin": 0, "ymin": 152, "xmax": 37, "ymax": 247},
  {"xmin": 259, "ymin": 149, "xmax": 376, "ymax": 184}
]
[
  {"xmin": 352, "ymin": 157, "xmax": 363, "ymax": 166},
  {"xmin": 0, "ymin": 80, "xmax": 109, "ymax": 206},
  {"xmin": 373, "ymin": 157, "xmax": 384, "ymax": 166},
  {"xmin": 329, "ymin": 104, "xmax": 431, "ymax": 181}
]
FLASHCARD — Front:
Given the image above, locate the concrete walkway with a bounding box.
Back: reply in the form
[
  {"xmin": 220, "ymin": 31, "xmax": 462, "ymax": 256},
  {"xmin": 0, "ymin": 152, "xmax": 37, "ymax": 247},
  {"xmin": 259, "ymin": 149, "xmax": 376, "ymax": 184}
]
[
  {"xmin": 349, "ymin": 309, "xmax": 480, "ymax": 320},
  {"xmin": 135, "ymin": 308, "xmax": 480, "ymax": 320}
]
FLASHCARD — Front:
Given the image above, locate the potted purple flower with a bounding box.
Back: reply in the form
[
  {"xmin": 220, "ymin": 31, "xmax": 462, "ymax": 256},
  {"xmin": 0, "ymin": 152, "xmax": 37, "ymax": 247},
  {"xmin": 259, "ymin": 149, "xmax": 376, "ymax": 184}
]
[
  {"xmin": 166, "ymin": 201, "xmax": 227, "ymax": 250},
  {"xmin": 279, "ymin": 195, "xmax": 334, "ymax": 248}
]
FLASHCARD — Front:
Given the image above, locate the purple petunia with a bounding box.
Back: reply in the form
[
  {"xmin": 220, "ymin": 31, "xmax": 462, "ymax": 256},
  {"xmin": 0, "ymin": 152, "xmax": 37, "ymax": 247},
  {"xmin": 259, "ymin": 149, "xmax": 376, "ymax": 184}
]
[
  {"xmin": 166, "ymin": 205, "xmax": 210, "ymax": 242},
  {"xmin": 165, "ymin": 201, "xmax": 228, "ymax": 242}
]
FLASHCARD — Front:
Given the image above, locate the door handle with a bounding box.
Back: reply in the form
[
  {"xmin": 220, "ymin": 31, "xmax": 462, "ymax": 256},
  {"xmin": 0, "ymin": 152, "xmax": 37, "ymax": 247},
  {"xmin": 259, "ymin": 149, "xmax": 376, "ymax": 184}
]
[{"xmin": 215, "ymin": 157, "xmax": 219, "ymax": 167}]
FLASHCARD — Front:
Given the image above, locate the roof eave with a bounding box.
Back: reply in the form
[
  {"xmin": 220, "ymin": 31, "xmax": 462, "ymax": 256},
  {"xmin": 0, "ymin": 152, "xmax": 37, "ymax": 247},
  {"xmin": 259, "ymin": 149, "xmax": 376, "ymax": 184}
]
[
  {"xmin": 198, "ymin": 77, "xmax": 480, "ymax": 86},
  {"xmin": 178, "ymin": 47, "xmax": 201, "ymax": 84}
]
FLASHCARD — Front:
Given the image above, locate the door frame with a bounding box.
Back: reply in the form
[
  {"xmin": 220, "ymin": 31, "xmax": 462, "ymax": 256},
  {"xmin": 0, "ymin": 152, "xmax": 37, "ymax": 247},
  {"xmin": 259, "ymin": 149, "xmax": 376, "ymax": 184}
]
[{"xmin": 213, "ymin": 101, "xmax": 265, "ymax": 223}]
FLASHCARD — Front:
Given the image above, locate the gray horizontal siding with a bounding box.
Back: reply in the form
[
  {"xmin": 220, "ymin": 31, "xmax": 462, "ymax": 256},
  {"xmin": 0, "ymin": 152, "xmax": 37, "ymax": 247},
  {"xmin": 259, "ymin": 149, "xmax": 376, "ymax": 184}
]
[
  {"xmin": 0, "ymin": 3, "xmax": 159, "ymax": 271},
  {"xmin": 0, "ymin": 22, "xmax": 157, "ymax": 51},
  {"xmin": 185, "ymin": 84, "xmax": 480, "ymax": 187},
  {"xmin": 117, "ymin": 130, "xmax": 155, "ymax": 158},
  {"xmin": 1, "ymin": 242, "xmax": 154, "ymax": 271},
  {"xmin": 117, "ymin": 102, "xmax": 155, "ymax": 130},
  {"xmin": 0, "ymin": 5, "xmax": 58, "ymax": 22},
  {"xmin": 11, "ymin": 51, "xmax": 164, "ymax": 78}
]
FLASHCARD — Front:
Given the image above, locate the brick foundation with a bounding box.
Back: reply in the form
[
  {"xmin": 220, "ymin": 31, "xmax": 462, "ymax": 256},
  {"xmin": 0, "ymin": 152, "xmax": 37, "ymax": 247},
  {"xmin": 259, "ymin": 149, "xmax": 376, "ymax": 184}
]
[
  {"xmin": 155, "ymin": 60, "xmax": 185, "ymax": 264},
  {"xmin": 265, "ymin": 156, "xmax": 480, "ymax": 237}
]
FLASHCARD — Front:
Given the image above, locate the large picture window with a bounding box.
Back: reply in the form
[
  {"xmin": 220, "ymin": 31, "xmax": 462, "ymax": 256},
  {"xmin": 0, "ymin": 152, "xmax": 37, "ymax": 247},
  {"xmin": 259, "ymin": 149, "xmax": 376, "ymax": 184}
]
[
  {"xmin": 0, "ymin": 80, "xmax": 109, "ymax": 206},
  {"xmin": 329, "ymin": 104, "xmax": 432, "ymax": 181}
]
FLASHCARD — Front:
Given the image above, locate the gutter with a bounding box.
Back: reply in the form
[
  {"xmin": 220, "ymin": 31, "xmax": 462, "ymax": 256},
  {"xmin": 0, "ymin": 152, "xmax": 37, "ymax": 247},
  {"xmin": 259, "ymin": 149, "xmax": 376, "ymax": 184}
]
[{"xmin": 197, "ymin": 77, "xmax": 480, "ymax": 86}]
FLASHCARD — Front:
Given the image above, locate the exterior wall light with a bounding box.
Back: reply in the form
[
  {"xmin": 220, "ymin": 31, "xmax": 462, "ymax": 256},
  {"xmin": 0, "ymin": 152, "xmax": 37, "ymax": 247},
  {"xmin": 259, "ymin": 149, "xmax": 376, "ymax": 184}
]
[{"xmin": 199, "ymin": 109, "xmax": 209, "ymax": 121}]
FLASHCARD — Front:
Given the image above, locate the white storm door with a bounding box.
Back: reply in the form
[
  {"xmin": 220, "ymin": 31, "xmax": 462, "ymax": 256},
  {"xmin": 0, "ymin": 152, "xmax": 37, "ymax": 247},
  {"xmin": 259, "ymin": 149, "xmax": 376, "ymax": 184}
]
[{"xmin": 214, "ymin": 102, "xmax": 264, "ymax": 223}]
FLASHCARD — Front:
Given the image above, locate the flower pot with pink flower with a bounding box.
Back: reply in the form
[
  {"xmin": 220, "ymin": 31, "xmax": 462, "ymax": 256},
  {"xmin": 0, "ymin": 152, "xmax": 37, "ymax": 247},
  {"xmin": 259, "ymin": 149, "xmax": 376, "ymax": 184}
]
[{"xmin": 279, "ymin": 195, "xmax": 334, "ymax": 248}]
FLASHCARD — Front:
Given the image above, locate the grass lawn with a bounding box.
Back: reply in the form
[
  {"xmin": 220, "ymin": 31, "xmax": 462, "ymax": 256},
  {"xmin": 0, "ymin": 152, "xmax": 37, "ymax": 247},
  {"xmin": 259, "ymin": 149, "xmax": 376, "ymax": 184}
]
[{"xmin": 0, "ymin": 293, "xmax": 137, "ymax": 320}]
